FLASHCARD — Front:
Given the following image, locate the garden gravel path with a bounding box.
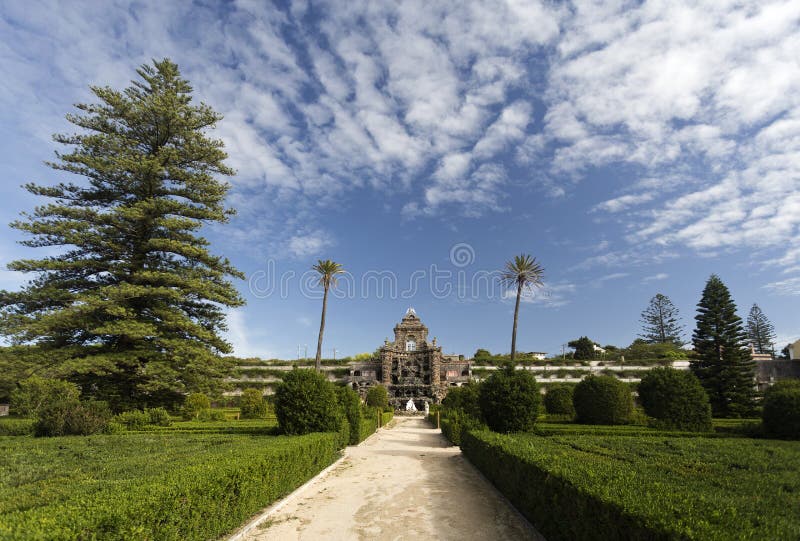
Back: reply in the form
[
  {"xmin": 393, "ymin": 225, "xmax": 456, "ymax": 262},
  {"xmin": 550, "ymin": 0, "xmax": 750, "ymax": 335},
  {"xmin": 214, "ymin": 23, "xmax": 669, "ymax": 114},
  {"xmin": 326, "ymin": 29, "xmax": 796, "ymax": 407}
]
[{"xmin": 239, "ymin": 416, "xmax": 544, "ymax": 541}]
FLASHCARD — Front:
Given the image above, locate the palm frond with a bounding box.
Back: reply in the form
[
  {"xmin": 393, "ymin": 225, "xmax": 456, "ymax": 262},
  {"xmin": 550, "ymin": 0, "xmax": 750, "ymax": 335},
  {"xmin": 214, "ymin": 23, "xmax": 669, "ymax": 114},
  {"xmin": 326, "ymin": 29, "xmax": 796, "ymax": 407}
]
[
  {"xmin": 500, "ymin": 253, "xmax": 545, "ymax": 289},
  {"xmin": 312, "ymin": 259, "xmax": 345, "ymax": 287}
]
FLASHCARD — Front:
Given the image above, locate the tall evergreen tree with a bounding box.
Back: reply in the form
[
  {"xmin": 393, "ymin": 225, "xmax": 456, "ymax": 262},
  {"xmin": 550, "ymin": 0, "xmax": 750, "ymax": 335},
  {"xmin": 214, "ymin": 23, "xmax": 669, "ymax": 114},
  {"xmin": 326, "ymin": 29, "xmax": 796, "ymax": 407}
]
[
  {"xmin": 746, "ymin": 303, "xmax": 777, "ymax": 355},
  {"xmin": 639, "ymin": 293, "xmax": 684, "ymax": 345},
  {"xmin": 0, "ymin": 60, "xmax": 244, "ymax": 409},
  {"xmin": 691, "ymin": 275, "xmax": 756, "ymax": 417}
]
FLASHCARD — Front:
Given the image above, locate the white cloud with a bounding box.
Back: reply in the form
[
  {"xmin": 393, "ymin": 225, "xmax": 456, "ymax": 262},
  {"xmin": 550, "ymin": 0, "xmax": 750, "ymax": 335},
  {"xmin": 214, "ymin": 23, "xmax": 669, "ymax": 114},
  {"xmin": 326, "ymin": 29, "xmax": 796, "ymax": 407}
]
[
  {"xmin": 2, "ymin": 0, "xmax": 799, "ymax": 267},
  {"xmin": 763, "ymin": 277, "xmax": 800, "ymax": 297},
  {"xmin": 505, "ymin": 281, "xmax": 576, "ymax": 308},
  {"xmin": 536, "ymin": 0, "xmax": 800, "ymax": 269},
  {"xmin": 643, "ymin": 273, "xmax": 669, "ymax": 283},
  {"xmin": 593, "ymin": 193, "xmax": 655, "ymax": 213},
  {"xmin": 598, "ymin": 272, "xmax": 629, "ymax": 282},
  {"xmin": 287, "ymin": 231, "xmax": 334, "ymax": 258}
]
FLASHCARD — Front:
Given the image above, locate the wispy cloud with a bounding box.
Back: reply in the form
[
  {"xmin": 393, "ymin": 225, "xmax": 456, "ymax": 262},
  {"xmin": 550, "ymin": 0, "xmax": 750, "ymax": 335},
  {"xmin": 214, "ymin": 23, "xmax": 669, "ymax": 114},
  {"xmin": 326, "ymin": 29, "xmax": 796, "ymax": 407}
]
[
  {"xmin": 643, "ymin": 273, "xmax": 669, "ymax": 283},
  {"xmin": 763, "ymin": 277, "xmax": 800, "ymax": 297},
  {"xmin": 1, "ymin": 0, "xmax": 798, "ymax": 269}
]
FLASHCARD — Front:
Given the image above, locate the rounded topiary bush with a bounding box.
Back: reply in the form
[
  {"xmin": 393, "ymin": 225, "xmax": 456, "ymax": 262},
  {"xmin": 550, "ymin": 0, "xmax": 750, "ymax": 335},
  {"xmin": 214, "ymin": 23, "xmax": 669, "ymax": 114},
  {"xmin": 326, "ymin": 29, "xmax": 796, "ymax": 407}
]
[
  {"xmin": 239, "ymin": 388, "xmax": 268, "ymax": 419},
  {"xmin": 544, "ymin": 385, "xmax": 575, "ymax": 416},
  {"xmin": 182, "ymin": 393, "xmax": 211, "ymax": 420},
  {"xmin": 638, "ymin": 367, "xmax": 712, "ymax": 431},
  {"xmin": 365, "ymin": 385, "xmax": 389, "ymax": 409},
  {"xmin": 478, "ymin": 366, "xmax": 540, "ymax": 433},
  {"xmin": 762, "ymin": 380, "xmax": 800, "ymax": 439},
  {"xmin": 573, "ymin": 375, "xmax": 633, "ymax": 425},
  {"xmin": 274, "ymin": 369, "xmax": 343, "ymax": 435}
]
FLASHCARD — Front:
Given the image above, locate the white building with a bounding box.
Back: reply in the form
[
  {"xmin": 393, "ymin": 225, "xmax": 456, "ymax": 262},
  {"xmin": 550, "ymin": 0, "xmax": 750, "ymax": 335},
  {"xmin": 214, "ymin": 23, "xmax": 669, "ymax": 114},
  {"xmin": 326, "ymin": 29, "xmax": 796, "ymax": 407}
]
[{"xmin": 790, "ymin": 339, "xmax": 800, "ymax": 360}]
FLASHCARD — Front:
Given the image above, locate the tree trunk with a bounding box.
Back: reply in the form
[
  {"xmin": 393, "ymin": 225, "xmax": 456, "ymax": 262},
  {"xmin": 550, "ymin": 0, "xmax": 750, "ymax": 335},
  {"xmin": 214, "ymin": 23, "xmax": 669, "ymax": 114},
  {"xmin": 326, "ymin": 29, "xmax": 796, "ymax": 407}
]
[
  {"xmin": 315, "ymin": 284, "xmax": 329, "ymax": 372},
  {"xmin": 510, "ymin": 280, "xmax": 522, "ymax": 362}
]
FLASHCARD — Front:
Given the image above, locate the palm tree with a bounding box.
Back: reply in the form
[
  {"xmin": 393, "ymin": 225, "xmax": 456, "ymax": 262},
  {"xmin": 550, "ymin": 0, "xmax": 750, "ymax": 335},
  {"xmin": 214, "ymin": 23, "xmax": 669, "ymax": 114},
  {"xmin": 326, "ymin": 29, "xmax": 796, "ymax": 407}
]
[
  {"xmin": 312, "ymin": 259, "xmax": 345, "ymax": 372},
  {"xmin": 500, "ymin": 254, "xmax": 545, "ymax": 362}
]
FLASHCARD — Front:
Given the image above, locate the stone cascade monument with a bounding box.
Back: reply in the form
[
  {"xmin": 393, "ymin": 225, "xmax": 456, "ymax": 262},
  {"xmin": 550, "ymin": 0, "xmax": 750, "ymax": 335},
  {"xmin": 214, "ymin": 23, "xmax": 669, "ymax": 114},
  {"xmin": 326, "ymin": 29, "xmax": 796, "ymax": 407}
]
[{"xmin": 347, "ymin": 308, "xmax": 473, "ymax": 409}]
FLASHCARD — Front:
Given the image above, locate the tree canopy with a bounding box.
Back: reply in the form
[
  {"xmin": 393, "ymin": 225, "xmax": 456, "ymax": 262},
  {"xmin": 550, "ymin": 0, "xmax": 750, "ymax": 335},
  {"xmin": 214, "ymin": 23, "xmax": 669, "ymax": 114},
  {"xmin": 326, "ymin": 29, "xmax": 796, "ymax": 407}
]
[
  {"xmin": 746, "ymin": 303, "xmax": 777, "ymax": 355},
  {"xmin": 640, "ymin": 293, "xmax": 684, "ymax": 345},
  {"xmin": 690, "ymin": 275, "xmax": 756, "ymax": 417},
  {"xmin": 0, "ymin": 59, "xmax": 243, "ymax": 409}
]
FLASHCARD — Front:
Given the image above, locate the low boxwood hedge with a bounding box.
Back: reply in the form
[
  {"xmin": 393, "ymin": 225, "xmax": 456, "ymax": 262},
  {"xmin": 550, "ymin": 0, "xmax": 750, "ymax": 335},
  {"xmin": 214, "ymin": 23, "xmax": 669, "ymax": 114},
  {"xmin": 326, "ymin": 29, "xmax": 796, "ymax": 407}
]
[
  {"xmin": 460, "ymin": 430, "xmax": 800, "ymax": 540},
  {"xmin": 0, "ymin": 431, "xmax": 343, "ymax": 540}
]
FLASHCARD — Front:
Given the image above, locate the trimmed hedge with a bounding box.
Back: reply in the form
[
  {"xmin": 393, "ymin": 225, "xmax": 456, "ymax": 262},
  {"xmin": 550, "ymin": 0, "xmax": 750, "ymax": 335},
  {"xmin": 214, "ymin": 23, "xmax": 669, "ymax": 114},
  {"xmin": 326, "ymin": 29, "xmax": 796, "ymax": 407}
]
[
  {"xmin": 460, "ymin": 430, "xmax": 800, "ymax": 540},
  {"xmin": 762, "ymin": 380, "xmax": 800, "ymax": 439},
  {"xmin": 573, "ymin": 375, "xmax": 633, "ymax": 425},
  {"xmin": 0, "ymin": 418, "xmax": 36, "ymax": 436},
  {"xmin": 440, "ymin": 409, "xmax": 485, "ymax": 446},
  {"xmin": 638, "ymin": 368, "xmax": 712, "ymax": 431},
  {"xmin": 336, "ymin": 386, "xmax": 363, "ymax": 445},
  {"xmin": 0, "ymin": 431, "xmax": 342, "ymax": 540}
]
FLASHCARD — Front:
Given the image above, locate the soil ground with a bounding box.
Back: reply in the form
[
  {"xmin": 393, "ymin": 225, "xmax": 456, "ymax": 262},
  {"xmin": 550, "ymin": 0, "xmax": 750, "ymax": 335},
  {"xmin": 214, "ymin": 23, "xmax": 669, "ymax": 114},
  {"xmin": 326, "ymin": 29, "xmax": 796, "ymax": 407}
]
[{"xmin": 240, "ymin": 416, "xmax": 545, "ymax": 541}]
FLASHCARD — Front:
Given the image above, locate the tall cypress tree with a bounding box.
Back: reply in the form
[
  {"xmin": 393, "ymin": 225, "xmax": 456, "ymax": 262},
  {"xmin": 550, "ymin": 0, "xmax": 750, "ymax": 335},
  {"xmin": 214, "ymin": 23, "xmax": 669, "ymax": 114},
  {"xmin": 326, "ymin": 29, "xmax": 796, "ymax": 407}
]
[
  {"xmin": 0, "ymin": 60, "xmax": 244, "ymax": 409},
  {"xmin": 639, "ymin": 293, "xmax": 684, "ymax": 345},
  {"xmin": 746, "ymin": 303, "xmax": 777, "ymax": 355},
  {"xmin": 691, "ymin": 275, "xmax": 756, "ymax": 417}
]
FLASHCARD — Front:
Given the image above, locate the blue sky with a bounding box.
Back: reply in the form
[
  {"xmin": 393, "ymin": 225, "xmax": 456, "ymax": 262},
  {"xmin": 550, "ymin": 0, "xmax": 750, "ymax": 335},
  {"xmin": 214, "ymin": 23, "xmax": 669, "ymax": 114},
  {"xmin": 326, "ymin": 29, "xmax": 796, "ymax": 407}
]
[{"xmin": 1, "ymin": 0, "xmax": 799, "ymax": 359}]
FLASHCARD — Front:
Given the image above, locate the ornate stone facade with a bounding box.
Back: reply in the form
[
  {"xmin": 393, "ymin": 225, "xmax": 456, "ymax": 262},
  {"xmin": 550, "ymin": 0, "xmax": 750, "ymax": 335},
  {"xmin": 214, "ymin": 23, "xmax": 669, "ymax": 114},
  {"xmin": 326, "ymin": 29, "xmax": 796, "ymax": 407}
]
[{"xmin": 349, "ymin": 308, "xmax": 471, "ymax": 409}]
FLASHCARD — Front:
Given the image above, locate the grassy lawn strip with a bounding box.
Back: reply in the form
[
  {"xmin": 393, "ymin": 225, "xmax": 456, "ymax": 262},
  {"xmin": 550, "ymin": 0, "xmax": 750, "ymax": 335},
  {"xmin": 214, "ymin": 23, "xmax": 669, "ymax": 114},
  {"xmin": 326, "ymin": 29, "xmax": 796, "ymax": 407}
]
[
  {"xmin": 461, "ymin": 430, "xmax": 800, "ymax": 540},
  {"xmin": 0, "ymin": 431, "xmax": 341, "ymax": 540}
]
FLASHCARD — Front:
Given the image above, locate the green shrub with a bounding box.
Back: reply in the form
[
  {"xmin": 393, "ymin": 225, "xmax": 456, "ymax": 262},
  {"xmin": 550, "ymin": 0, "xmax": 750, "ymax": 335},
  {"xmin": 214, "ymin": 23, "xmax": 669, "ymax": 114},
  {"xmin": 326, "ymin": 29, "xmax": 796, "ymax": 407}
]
[
  {"xmin": 146, "ymin": 407, "xmax": 171, "ymax": 427},
  {"xmin": 365, "ymin": 385, "xmax": 389, "ymax": 409},
  {"xmin": 239, "ymin": 388, "xmax": 268, "ymax": 419},
  {"xmin": 274, "ymin": 369, "xmax": 342, "ymax": 436},
  {"xmin": 762, "ymin": 380, "xmax": 800, "ymax": 439},
  {"xmin": 478, "ymin": 366, "xmax": 540, "ymax": 433},
  {"xmin": 573, "ymin": 375, "xmax": 633, "ymax": 425},
  {"xmin": 442, "ymin": 382, "xmax": 482, "ymax": 419},
  {"xmin": 544, "ymin": 385, "xmax": 575, "ymax": 416},
  {"xmin": 115, "ymin": 409, "xmax": 151, "ymax": 429},
  {"xmin": 182, "ymin": 393, "xmax": 211, "ymax": 420},
  {"xmin": 35, "ymin": 399, "xmax": 112, "ymax": 437},
  {"xmin": 114, "ymin": 408, "xmax": 172, "ymax": 429},
  {"xmin": 336, "ymin": 386, "xmax": 363, "ymax": 445},
  {"xmin": 10, "ymin": 377, "xmax": 80, "ymax": 417},
  {"xmin": 638, "ymin": 367, "xmax": 712, "ymax": 431},
  {"xmin": 381, "ymin": 410, "xmax": 393, "ymax": 427}
]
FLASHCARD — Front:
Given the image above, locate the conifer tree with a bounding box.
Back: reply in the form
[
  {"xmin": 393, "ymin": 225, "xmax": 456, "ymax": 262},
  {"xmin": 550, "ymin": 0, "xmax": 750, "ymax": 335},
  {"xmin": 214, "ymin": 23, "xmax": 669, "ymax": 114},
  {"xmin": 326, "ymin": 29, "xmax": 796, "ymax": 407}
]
[
  {"xmin": 691, "ymin": 275, "xmax": 756, "ymax": 417},
  {"xmin": 746, "ymin": 303, "xmax": 777, "ymax": 355},
  {"xmin": 639, "ymin": 293, "xmax": 684, "ymax": 345},
  {"xmin": 0, "ymin": 59, "xmax": 244, "ymax": 409}
]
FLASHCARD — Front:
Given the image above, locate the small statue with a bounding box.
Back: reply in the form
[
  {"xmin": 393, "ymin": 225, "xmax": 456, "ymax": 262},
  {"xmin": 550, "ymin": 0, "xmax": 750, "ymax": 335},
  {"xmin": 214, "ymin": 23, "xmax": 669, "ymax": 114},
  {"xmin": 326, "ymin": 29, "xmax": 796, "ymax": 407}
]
[{"xmin": 405, "ymin": 398, "xmax": 417, "ymax": 412}]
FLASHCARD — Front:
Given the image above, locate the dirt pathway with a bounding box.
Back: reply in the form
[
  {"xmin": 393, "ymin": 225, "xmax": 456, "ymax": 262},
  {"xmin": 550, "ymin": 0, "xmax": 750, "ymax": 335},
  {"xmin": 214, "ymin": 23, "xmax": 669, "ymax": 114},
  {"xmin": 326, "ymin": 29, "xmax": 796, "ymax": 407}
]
[{"xmin": 240, "ymin": 416, "xmax": 544, "ymax": 541}]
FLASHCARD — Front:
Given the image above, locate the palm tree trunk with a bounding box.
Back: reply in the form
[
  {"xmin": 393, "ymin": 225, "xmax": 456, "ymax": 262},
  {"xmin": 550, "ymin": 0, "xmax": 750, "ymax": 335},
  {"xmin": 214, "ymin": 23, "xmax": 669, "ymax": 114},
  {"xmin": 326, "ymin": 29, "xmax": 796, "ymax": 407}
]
[
  {"xmin": 315, "ymin": 284, "xmax": 329, "ymax": 372},
  {"xmin": 511, "ymin": 280, "xmax": 522, "ymax": 362}
]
